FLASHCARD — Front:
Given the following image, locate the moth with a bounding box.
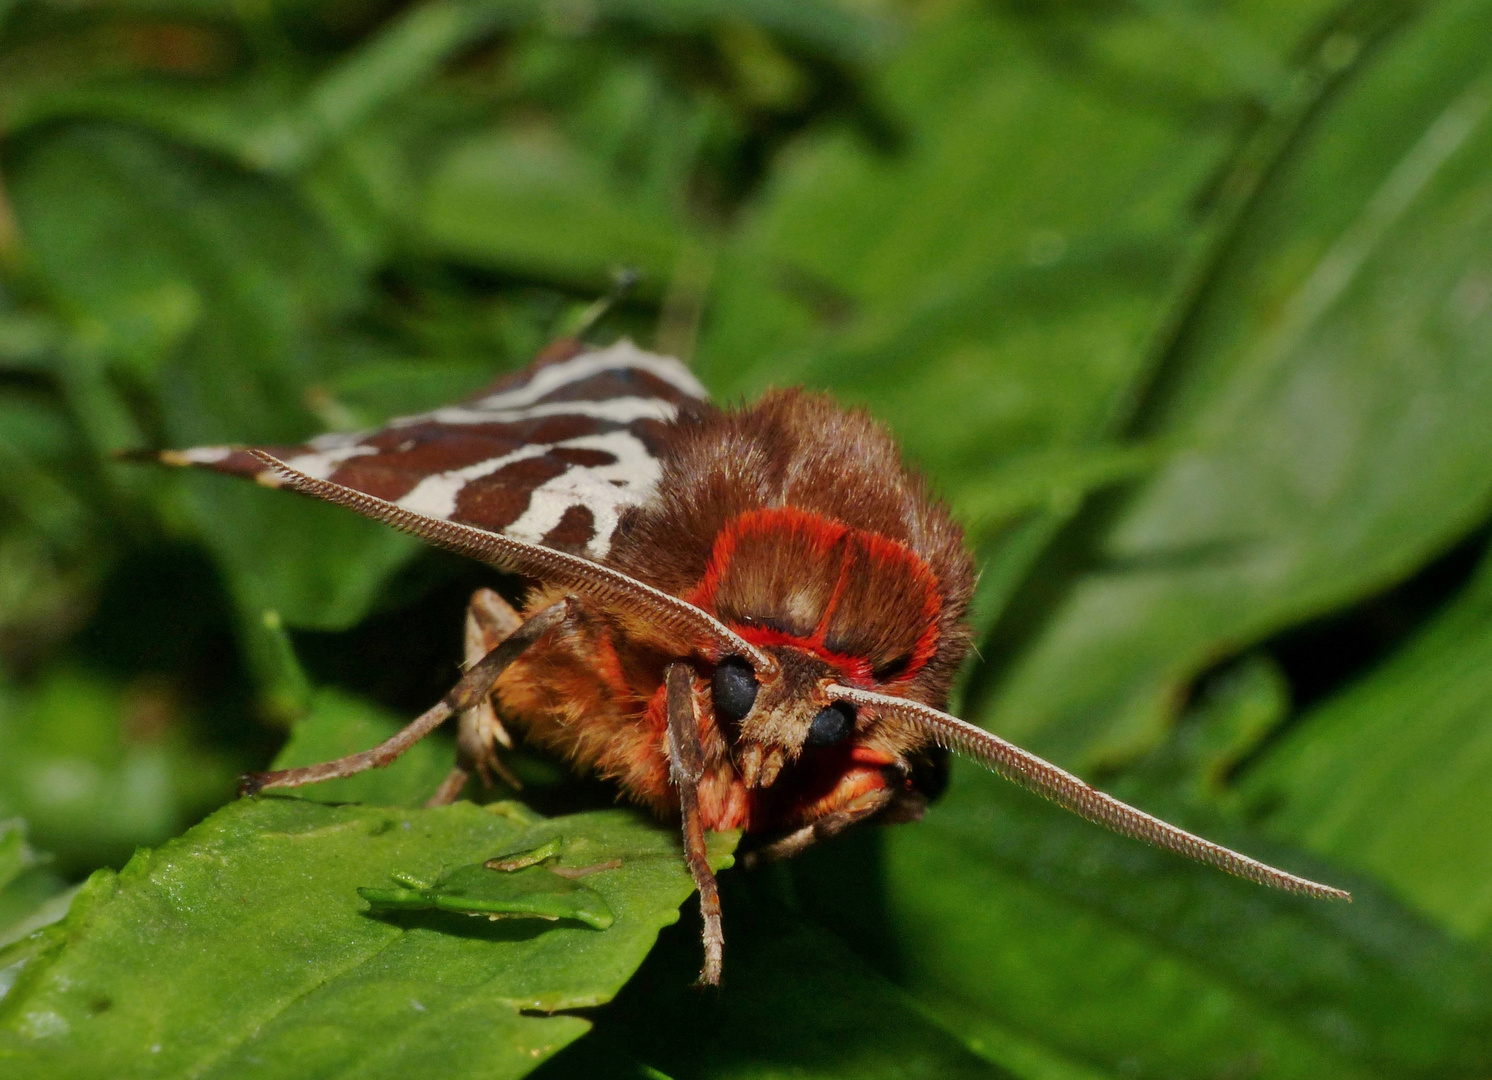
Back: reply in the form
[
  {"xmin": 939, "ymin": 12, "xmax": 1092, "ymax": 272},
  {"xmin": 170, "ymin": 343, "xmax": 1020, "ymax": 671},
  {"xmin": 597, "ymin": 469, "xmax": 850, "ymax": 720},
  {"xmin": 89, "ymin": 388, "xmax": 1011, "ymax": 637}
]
[{"xmin": 160, "ymin": 335, "xmax": 1348, "ymax": 983}]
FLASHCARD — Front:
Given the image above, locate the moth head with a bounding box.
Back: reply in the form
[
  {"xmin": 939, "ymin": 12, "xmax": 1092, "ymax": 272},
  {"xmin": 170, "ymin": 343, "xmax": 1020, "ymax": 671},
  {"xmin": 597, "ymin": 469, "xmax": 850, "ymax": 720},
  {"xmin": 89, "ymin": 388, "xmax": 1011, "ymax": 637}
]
[
  {"xmin": 705, "ymin": 645, "xmax": 869, "ymax": 787},
  {"xmin": 684, "ymin": 507, "xmax": 951, "ymax": 787}
]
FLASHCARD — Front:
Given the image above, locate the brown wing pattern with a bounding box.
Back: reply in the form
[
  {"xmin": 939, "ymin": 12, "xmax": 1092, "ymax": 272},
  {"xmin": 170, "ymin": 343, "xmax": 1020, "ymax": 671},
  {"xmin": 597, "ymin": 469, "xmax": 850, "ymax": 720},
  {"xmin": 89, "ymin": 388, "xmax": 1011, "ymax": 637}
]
[{"xmin": 162, "ymin": 340, "xmax": 709, "ymax": 559}]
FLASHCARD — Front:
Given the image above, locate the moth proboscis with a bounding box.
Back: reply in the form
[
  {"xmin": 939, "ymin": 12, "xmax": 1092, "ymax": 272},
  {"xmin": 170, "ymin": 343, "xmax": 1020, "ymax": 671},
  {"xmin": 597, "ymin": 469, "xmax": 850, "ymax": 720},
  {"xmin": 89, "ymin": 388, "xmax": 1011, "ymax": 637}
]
[{"xmin": 155, "ymin": 335, "xmax": 1349, "ymax": 985}]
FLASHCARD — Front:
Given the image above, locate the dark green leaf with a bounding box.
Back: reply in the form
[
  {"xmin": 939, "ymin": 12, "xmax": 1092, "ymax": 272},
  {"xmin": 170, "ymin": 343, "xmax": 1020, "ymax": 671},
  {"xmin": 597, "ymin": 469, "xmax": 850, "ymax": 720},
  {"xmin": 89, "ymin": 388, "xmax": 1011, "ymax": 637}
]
[
  {"xmin": 0, "ymin": 822, "xmax": 27, "ymax": 894},
  {"xmin": 542, "ymin": 876, "xmax": 1010, "ymax": 1080},
  {"xmin": 1241, "ymin": 549, "xmax": 1492, "ymax": 940},
  {"xmin": 975, "ymin": 0, "xmax": 1492, "ymax": 767},
  {"xmin": 792, "ymin": 763, "xmax": 1492, "ymax": 1078},
  {"xmin": 690, "ymin": 4, "xmax": 1234, "ymax": 641},
  {"xmin": 8, "ymin": 122, "xmax": 419, "ymax": 634}
]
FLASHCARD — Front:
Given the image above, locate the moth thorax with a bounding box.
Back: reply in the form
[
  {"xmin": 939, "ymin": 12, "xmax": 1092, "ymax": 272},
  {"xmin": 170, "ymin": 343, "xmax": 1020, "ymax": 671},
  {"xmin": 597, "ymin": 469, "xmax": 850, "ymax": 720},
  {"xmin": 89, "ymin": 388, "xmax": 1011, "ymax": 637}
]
[{"xmin": 688, "ymin": 506, "xmax": 944, "ymax": 686}]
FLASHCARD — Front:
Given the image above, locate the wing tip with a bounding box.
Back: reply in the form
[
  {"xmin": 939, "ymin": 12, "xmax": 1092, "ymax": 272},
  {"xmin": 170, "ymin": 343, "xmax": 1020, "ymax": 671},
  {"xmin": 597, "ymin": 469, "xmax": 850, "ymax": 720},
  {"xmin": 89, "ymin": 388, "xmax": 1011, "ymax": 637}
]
[
  {"xmin": 115, "ymin": 445, "xmax": 241, "ymax": 467},
  {"xmin": 160, "ymin": 446, "xmax": 238, "ymax": 467}
]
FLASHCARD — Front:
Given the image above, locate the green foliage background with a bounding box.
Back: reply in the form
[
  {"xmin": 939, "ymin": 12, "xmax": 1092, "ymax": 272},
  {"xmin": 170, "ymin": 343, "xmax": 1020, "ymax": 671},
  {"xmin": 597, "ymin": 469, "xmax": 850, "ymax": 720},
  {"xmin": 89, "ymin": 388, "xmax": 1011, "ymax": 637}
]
[{"xmin": 2, "ymin": 0, "xmax": 1492, "ymax": 1076}]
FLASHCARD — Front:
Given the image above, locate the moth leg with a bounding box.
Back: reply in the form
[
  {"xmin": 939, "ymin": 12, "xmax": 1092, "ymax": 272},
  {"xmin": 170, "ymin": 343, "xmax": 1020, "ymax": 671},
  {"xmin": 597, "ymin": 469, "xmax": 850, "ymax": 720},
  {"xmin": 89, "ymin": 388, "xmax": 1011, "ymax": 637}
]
[
  {"xmin": 665, "ymin": 662, "xmax": 725, "ymax": 986},
  {"xmin": 740, "ymin": 788, "xmax": 894, "ymax": 868},
  {"xmin": 429, "ymin": 588, "xmax": 527, "ymax": 806},
  {"xmin": 240, "ymin": 600, "xmax": 569, "ymax": 797}
]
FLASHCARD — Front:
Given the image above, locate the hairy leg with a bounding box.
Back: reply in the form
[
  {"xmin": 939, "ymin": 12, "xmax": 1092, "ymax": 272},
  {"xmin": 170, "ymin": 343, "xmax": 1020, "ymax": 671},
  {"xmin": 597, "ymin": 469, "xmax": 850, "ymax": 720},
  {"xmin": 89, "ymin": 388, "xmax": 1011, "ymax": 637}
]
[
  {"xmin": 739, "ymin": 788, "xmax": 894, "ymax": 868},
  {"xmin": 427, "ymin": 588, "xmax": 528, "ymax": 806},
  {"xmin": 665, "ymin": 663, "xmax": 724, "ymax": 986},
  {"xmin": 240, "ymin": 600, "xmax": 569, "ymax": 797}
]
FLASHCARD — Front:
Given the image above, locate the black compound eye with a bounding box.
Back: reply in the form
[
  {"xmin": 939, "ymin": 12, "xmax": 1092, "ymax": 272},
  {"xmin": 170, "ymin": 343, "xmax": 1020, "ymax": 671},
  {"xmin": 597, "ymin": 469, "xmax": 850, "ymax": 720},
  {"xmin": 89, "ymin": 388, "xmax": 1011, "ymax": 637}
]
[
  {"xmin": 805, "ymin": 702, "xmax": 856, "ymax": 747},
  {"xmin": 712, "ymin": 656, "xmax": 759, "ymax": 724}
]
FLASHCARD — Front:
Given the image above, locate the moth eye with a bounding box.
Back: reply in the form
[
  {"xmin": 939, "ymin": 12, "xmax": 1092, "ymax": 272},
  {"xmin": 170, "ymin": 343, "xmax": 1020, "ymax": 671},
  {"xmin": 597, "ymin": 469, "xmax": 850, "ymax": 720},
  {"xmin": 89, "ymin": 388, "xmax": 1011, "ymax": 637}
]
[
  {"xmin": 712, "ymin": 656, "xmax": 759, "ymax": 724},
  {"xmin": 805, "ymin": 702, "xmax": 855, "ymax": 747}
]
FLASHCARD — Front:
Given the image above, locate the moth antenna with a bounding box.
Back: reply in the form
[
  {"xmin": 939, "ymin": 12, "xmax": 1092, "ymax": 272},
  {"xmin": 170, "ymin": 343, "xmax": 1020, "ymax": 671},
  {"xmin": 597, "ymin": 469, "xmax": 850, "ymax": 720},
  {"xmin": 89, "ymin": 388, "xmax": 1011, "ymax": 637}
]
[
  {"xmin": 825, "ymin": 685, "xmax": 1350, "ymax": 902},
  {"xmin": 249, "ymin": 450, "xmax": 772, "ymax": 672}
]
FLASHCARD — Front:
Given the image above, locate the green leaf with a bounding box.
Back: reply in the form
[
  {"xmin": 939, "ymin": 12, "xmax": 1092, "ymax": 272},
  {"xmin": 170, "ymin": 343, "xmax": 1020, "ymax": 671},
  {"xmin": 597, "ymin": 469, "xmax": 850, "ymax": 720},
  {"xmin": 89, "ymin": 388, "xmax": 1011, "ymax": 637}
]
[
  {"xmin": 541, "ymin": 877, "xmax": 1011, "ymax": 1080},
  {"xmin": 268, "ymin": 686, "xmax": 456, "ymax": 807},
  {"xmin": 184, "ymin": 474, "xmax": 422, "ymax": 635},
  {"xmin": 690, "ymin": 3, "xmax": 1236, "ymax": 638},
  {"xmin": 421, "ymin": 126, "xmax": 687, "ymax": 289},
  {"xmin": 0, "ymin": 668, "xmax": 238, "ymax": 874},
  {"xmin": 10, "ymin": 125, "xmax": 354, "ymax": 427},
  {"xmin": 0, "ymin": 823, "xmax": 26, "ymax": 894},
  {"xmin": 1240, "ymin": 548, "xmax": 1492, "ymax": 940},
  {"xmin": 360, "ymin": 859, "xmax": 615, "ymax": 929},
  {"xmin": 0, "ymin": 797, "xmax": 736, "ymax": 1079},
  {"xmin": 791, "ymin": 763, "xmax": 1492, "ymax": 1079},
  {"xmin": 7, "ymin": 122, "xmax": 421, "ymax": 635},
  {"xmin": 0, "ymin": 819, "xmax": 69, "ymax": 952},
  {"xmin": 974, "ymin": 0, "xmax": 1492, "ymax": 767}
]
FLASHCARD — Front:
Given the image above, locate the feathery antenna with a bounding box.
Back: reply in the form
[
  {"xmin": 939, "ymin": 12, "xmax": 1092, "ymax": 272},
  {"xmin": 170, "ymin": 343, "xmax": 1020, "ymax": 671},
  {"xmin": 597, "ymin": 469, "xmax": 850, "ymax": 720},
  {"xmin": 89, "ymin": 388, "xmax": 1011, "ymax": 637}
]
[
  {"xmin": 827, "ymin": 684, "xmax": 1350, "ymax": 901},
  {"xmin": 250, "ymin": 450, "xmax": 772, "ymax": 672}
]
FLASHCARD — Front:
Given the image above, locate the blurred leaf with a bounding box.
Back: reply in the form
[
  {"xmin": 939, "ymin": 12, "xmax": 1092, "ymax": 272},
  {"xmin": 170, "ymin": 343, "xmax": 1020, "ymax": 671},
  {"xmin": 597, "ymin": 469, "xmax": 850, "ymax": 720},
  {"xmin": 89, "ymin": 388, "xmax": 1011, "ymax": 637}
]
[
  {"xmin": 976, "ymin": 0, "xmax": 1492, "ymax": 766},
  {"xmin": 8, "ymin": 123, "xmax": 422, "ymax": 632},
  {"xmin": 0, "ymin": 61, "xmax": 299, "ymax": 171},
  {"xmin": 1240, "ymin": 547, "xmax": 1492, "ymax": 940},
  {"xmin": 1143, "ymin": 651, "xmax": 1293, "ymax": 801},
  {"xmin": 608, "ymin": 0, "xmax": 888, "ymax": 67},
  {"xmin": 0, "ymin": 308, "xmax": 62, "ymax": 371},
  {"xmin": 322, "ymin": 357, "xmax": 495, "ymax": 427},
  {"xmin": 0, "ymin": 397, "xmax": 98, "ymax": 665},
  {"xmin": 0, "ymin": 668, "xmax": 237, "ymax": 874},
  {"xmin": 792, "ymin": 762, "xmax": 1492, "ymax": 1079},
  {"xmin": 0, "ymin": 398, "xmax": 88, "ymax": 544},
  {"xmin": 0, "ymin": 820, "xmax": 68, "ymax": 950},
  {"xmin": 270, "ymin": 685, "xmax": 456, "ymax": 807},
  {"xmin": 0, "ymin": 797, "xmax": 736, "ymax": 1078},
  {"xmin": 690, "ymin": 4, "xmax": 1233, "ymax": 645},
  {"xmin": 0, "ymin": 884, "xmax": 76, "ymax": 954},
  {"xmin": 0, "ymin": 819, "xmax": 38, "ymax": 893},
  {"xmin": 10, "ymin": 124, "xmax": 354, "ymax": 425},
  {"xmin": 422, "ymin": 126, "xmax": 687, "ymax": 289},
  {"xmin": 950, "ymin": 442, "xmax": 1167, "ymax": 538},
  {"xmin": 243, "ymin": 0, "xmax": 516, "ymax": 173},
  {"xmin": 183, "ymin": 471, "xmax": 422, "ymax": 633}
]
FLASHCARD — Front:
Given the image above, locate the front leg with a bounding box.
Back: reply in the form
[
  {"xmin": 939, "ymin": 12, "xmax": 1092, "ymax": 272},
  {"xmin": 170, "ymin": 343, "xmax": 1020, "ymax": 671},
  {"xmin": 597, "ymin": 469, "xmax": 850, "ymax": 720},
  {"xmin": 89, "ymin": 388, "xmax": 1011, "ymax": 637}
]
[
  {"xmin": 428, "ymin": 588, "xmax": 528, "ymax": 805},
  {"xmin": 241, "ymin": 600, "xmax": 569, "ymax": 796},
  {"xmin": 665, "ymin": 663, "xmax": 725, "ymax": 986},
  {"xmin": 740, "ymin": 787, "xmax": 895, "ymax": 868}
]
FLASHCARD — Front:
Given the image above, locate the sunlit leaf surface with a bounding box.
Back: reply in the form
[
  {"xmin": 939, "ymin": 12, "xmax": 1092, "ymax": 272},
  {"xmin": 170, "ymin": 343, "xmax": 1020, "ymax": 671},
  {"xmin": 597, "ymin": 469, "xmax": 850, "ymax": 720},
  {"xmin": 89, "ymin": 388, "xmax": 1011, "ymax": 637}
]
[{"xmin": 0, "ymin": 798, "xmax": 735, "ymax": 1078}]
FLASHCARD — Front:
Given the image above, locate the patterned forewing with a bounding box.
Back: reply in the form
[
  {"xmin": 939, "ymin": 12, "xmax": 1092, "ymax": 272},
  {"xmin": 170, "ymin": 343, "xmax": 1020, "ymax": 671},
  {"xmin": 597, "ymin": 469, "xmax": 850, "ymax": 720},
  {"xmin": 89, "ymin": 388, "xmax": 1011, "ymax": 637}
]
[{"xmin": 162, "ymin": 341, "xmax": 708, "ymax": 560}]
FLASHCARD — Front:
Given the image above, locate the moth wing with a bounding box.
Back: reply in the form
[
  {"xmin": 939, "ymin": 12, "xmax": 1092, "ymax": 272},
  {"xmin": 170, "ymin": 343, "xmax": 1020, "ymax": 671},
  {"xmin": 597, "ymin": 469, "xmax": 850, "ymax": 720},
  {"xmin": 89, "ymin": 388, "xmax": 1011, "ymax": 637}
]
[{"xmin": 160, "ymin": 339, "xmax": 709, "ymax": 561}]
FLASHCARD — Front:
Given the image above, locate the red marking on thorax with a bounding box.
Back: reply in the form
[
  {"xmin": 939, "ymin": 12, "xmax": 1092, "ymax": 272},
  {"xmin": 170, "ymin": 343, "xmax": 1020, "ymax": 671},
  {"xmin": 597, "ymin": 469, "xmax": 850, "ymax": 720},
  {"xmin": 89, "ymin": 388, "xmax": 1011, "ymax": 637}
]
[{"xmin": 687, "ymin": 506, "xmax": 942, "ymax": 685}]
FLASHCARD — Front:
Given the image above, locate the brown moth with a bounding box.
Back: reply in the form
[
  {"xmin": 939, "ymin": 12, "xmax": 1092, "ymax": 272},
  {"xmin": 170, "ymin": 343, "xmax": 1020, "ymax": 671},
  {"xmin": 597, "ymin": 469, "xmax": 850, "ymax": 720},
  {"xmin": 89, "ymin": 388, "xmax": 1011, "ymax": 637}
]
[{"xmin": 159, "ymin": 335, "xmax": 1348, "ymax": 984}]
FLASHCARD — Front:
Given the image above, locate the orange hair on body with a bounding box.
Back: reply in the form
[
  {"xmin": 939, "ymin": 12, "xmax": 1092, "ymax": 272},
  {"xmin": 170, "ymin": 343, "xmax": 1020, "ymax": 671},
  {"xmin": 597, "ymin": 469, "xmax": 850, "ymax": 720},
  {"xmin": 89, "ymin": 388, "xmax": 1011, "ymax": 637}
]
[{"xmin": 495, "ymin": 501, "xmax": 958, "ymax": 834}]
